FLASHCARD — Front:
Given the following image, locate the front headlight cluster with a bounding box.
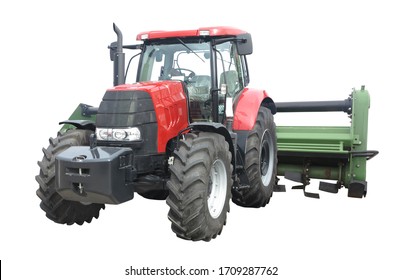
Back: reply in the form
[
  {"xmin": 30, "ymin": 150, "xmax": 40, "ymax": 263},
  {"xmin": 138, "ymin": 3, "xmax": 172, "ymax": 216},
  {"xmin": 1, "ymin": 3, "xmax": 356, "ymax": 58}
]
[{"xmin": 96, "ymin": 127, "xmax": 141, "ymax": 142}]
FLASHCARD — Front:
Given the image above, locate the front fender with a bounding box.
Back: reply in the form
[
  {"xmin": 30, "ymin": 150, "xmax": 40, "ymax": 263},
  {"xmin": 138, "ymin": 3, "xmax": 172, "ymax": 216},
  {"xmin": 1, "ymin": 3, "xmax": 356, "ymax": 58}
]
[
  {"xmin": 59, "ymin": 120, "xmax": 96, "ymax": 131},
  {"xmin": 59, "ymin": 103, "xmax": 97, "ymax": 133},
  {"xmin": 233, "ymin": 88, "xmax": 275, "ymax": 131}
]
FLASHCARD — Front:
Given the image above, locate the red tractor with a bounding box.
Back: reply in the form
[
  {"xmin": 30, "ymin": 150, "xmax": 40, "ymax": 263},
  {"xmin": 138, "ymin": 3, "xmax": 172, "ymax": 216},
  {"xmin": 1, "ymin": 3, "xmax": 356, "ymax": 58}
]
[{"xmin": 36, "ymin": 24, "xmax": 376, "ymax": 241}]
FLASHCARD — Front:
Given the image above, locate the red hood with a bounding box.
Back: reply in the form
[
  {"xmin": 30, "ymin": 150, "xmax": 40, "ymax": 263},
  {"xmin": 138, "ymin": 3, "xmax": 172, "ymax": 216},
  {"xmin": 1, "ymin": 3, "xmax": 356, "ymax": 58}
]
[{"xmin": 107, "ymin": 81, "xmax": 189, "ymax": 153}]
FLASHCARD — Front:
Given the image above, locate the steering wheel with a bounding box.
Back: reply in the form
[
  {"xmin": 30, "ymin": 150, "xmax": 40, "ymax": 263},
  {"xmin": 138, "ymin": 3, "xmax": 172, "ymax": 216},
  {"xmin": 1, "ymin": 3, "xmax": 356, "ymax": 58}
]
[{"xmin": 172, "ymin": 68, "xmax": 196, "ymax": 80}]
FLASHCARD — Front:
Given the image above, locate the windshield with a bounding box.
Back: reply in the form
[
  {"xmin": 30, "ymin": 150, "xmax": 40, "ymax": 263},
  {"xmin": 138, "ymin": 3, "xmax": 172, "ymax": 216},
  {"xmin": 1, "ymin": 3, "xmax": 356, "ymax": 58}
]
[
  {"xmin": 138, "ymin": 41, "xmax": 211, "ymax": 84},
  {"xmin": 138, "ymin": 41, "xmax": 213, "ymax": 121}
]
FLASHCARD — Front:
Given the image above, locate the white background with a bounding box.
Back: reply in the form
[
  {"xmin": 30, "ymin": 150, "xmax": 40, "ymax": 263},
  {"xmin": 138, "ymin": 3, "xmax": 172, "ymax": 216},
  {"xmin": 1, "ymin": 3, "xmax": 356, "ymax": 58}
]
[{"xmin": 0, "ymin": 0, "xmax": 399, "ymax": 279}]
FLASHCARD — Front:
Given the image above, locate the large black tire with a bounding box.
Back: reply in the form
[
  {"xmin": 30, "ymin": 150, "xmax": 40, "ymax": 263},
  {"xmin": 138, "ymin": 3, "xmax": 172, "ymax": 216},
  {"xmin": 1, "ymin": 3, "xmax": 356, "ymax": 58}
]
[
  {"xmin": 36, "ymin": 129, "xmax": 105, "ymax": 225},
  {"xmin": 166, "ymin": 132, "xmax": 233, "ymax": 241},
  {"xmin": 232, "ymin": 107, "xmax": 277, "ymax": 208}
]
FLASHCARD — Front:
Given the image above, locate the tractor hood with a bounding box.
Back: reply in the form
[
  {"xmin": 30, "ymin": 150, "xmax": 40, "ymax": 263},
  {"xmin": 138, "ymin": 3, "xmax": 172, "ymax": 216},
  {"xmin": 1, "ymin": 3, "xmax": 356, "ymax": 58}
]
[{"xmin": 97, "ymin": 80, "xmax": 190, "ymax": 153}]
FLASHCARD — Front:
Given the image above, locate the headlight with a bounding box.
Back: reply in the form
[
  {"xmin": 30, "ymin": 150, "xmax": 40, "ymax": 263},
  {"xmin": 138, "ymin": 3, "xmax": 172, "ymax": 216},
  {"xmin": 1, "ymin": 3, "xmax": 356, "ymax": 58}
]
[{"xmin": 96, "ymin": 127, "xmax": 141, "ymax": 141}]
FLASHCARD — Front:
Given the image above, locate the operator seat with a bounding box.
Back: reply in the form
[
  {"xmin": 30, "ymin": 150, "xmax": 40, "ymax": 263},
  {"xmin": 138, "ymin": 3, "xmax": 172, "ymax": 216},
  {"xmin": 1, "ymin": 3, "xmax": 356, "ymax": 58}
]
[{"xmin": 190, "ymin": 75, "xmax": 211, "ymax": 87}]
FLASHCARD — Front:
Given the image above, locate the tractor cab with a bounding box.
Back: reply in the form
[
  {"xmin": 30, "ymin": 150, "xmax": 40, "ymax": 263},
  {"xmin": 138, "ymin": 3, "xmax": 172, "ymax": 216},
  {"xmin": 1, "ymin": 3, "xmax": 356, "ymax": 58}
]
[{"xmin": 111, "ymin": 26, "xmax": 253, "ymax": 123}]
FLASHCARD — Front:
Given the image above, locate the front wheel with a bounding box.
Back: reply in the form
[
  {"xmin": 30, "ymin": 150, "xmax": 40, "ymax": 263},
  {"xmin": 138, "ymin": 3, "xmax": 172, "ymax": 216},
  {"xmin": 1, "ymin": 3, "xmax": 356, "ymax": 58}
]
[
  {"xmin": 166, "ymin": 132, "xmax": 233, "ymax": 241},
  {"xmin": 35, "ymin": 129, "xmax": 105, "ymax": 225}
]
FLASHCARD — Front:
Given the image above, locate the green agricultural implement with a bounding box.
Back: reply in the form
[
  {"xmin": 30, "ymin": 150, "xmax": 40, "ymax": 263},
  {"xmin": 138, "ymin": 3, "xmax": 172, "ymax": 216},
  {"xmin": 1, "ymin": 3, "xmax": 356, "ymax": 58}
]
[
  {"xmin": 35, "ymin": 24, "xmax": 377, "ymax": 241},
  {"xmin": 275, "ymin": 86, "xmax": 378, "ymax": 198}
]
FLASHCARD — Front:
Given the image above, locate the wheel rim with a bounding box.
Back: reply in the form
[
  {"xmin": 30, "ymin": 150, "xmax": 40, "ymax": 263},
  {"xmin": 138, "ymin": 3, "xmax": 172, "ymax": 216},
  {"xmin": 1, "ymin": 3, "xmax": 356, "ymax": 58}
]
[
  {"xmin": 208, "ymin": 159, "xmax": 227, "ymax": 219},
  {"xmin": 260, "ymin": 129, "xmax": 274, "ymax": 186}
]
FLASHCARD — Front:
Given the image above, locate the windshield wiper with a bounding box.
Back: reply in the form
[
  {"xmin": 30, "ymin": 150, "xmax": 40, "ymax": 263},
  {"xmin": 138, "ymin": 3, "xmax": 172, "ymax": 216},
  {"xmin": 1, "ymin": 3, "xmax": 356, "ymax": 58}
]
[{"xmin": 177, "ymin": 38, "xmax": 205, "ymax": 63}]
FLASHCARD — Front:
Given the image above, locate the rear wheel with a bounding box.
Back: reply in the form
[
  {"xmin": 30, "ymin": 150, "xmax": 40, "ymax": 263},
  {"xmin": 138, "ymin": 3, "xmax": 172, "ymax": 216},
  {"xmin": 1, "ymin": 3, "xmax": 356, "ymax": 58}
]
[
  {"xmin": 36, "ymin": 129, "xmax": 105, "ymax": 225},
  {"xmin": 232, "ymin": 107, "xmax": 277, "ymax": 207},
  {"xmin": 166, "ymin": 132, "xmax": 233, "ymax": 241}
]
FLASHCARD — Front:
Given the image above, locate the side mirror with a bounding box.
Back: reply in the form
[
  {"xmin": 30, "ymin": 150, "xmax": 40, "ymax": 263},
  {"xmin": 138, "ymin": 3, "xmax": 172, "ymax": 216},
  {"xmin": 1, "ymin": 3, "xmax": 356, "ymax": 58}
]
[
  {"xmin": 236, "ymin": 33, "xmax": 253, "ymax": 55},
  {"xmin": 109, "ymin": 41, "xmax": 118, "ymax": 61}
]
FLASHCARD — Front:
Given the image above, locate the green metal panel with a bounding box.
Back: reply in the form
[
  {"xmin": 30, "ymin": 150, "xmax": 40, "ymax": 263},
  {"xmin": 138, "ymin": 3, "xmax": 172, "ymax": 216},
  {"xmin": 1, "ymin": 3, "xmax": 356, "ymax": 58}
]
[
  {"xmin": 345, "ymin": 87, "xmax": 370, "ymax": 185},
  {"xmin": 277, "ymin": 126, "xmax": 351, "ymax": 154}
]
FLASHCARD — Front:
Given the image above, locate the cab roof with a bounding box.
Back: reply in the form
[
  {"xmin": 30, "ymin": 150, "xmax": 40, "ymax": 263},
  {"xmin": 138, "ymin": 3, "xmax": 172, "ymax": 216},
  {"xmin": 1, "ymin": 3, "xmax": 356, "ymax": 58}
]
[{"xmin": 136, "ymin": 26, "xmax": 248, "ymax": 41}]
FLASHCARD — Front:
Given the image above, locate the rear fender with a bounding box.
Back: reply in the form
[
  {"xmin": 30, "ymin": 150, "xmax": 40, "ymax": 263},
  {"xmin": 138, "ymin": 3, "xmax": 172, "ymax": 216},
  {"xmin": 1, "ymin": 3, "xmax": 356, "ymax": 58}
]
[{"xmin": 233, "ymin": 88, "xmax": 276, "ymax": 131}]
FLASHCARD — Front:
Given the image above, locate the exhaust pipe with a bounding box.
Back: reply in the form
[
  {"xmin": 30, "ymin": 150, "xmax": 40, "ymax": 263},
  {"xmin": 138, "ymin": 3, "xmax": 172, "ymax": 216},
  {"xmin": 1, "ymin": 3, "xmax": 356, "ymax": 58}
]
[{"xmin": 109, "ymin": 23, "xmax": 125, "ymax": 86}]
